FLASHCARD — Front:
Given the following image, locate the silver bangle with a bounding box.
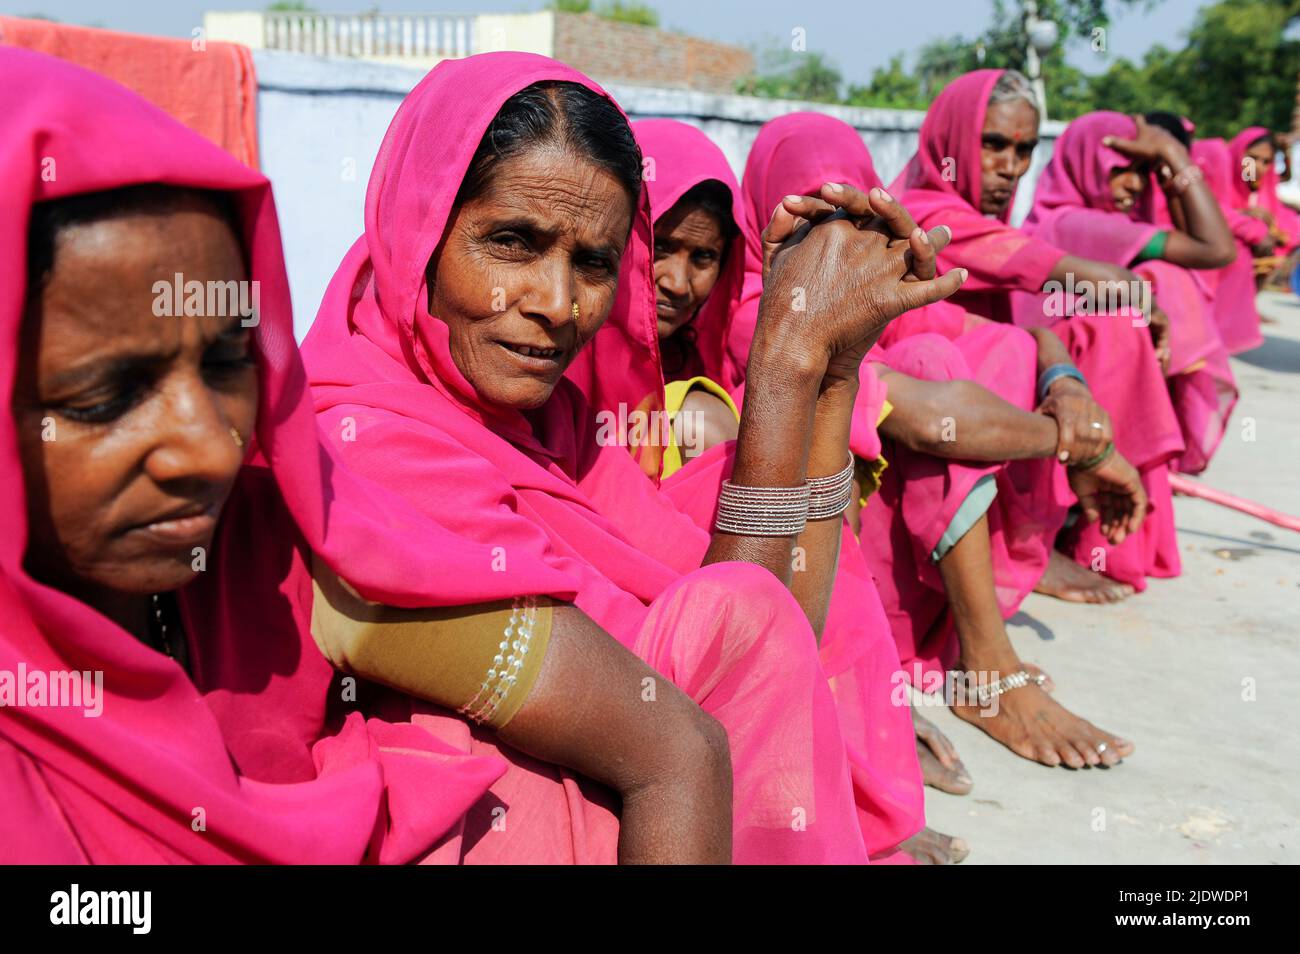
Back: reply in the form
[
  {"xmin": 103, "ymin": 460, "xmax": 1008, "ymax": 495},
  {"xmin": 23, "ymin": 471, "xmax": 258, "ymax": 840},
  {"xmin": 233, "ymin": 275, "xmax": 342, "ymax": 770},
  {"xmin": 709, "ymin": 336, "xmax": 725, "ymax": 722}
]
[
  {"xmin": 714, "ymin": 479, "xmax": 810, "ymax": 536},
  {"xmin": 975, "ymin": 669, "xmax": 1047, "ymax": 707},
  {"xmin": 806, "ymin": 452, "xmax": 855, "ymax": 521}
]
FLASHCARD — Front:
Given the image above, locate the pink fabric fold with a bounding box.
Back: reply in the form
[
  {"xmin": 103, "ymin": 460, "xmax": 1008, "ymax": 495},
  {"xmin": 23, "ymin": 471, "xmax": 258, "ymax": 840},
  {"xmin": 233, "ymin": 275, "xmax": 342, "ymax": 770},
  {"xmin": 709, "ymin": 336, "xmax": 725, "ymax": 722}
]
[
  {"xmin": 0, "ymin": 48, "xmax": 509, "ymax": 864},
  {"xmin": 301, "ymin": 52, "xmax": 870, "ymax": 863}
]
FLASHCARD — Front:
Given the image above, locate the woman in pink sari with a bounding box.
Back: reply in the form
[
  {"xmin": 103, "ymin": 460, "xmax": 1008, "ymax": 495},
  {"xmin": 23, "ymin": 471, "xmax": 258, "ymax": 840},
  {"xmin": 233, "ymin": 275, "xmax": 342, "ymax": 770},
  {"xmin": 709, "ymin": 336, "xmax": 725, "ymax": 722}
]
[
  {"xmin": 1, "ymin": 48, "xmax": 516, "ymax": 863},
  {"xmin": 1229, "ymin": 127, "xmax": 1300, "ymax": 260},
  {"xmin": 301, "ymin": 53, "xmax": 969, "ymax": 863},
  {"xmin": 728, "ymin": 112, "xmax": 1141, "ymax": 776},
  {"xmin": 895, "ymin": 69, "xmax": 1191, "ymax": 593},
  {"xmin": 1193, "ymin": 138, "xmax": 1268, "ymax": 354},
  {"xmin": 1016, "ymin": 111, "xmax": 1239, "ymax": 477}
]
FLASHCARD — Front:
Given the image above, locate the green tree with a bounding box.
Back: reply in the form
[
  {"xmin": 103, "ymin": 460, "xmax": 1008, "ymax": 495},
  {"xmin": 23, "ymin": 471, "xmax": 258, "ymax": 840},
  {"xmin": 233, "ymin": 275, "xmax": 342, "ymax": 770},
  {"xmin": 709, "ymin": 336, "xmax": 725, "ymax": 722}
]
[
  {"xmin": 548, "ymin": 0, "xmax": 660, "ymax": 27},
  {"xmin": 736, "ymin": 48, "xmax": 844, "ymax": 103}
]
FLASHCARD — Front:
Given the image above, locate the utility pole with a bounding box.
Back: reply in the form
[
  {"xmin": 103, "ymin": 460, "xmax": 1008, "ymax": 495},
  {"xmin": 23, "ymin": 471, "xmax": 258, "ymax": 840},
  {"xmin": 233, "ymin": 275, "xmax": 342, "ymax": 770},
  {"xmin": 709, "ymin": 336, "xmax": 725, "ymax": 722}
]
[{"xmin": 1024, "ymin": 1, "xmax": 1058, "ymax": 121}]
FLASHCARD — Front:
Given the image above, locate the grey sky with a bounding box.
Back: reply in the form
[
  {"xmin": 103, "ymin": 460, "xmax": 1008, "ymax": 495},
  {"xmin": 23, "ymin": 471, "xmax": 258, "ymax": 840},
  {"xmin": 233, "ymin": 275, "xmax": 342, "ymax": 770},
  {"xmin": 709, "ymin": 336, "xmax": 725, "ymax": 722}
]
[{"xmin": 7, "ymin": 0, "xmax": 1208, "ymax": 85}]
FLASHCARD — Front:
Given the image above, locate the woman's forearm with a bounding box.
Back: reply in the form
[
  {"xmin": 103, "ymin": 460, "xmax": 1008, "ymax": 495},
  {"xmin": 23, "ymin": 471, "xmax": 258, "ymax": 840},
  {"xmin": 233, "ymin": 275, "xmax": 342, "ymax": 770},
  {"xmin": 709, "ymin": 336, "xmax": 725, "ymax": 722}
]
[
  {"xmin": 702, "ymin": 318, "xmax": 823, "ymax": 585},
  {"xmin": 1159, "ymin": 143, "xmax": 1236, "ymax": 267},
  {"xmin": 879, "ymin": 374, "xmax": 1058, "ymax": 461},
  {"xmin": 787, "ymin": 378, "xmax": 857, "ymax": 641}
]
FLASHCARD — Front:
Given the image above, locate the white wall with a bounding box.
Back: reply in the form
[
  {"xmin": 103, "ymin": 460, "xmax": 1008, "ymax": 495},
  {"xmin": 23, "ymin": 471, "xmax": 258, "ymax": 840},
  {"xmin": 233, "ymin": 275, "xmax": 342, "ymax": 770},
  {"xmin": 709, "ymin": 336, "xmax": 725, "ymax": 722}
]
[{"xmin": 253, "ymin": 51, "xmax": 1062, "ymax": 340}]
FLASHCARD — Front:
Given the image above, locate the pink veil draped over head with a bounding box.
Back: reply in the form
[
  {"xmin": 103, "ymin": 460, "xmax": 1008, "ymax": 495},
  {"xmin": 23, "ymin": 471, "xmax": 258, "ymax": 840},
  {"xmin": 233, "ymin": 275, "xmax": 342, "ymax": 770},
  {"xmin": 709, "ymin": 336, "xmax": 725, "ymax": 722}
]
[
  {"xmin": 0, "ymin": 47, "xmax": 516, "ymax": 864},
  {"xmin": 890, "ymin": 69, "xmax": 1065, "ymax": 321},
  {"xmin": 631, "ymin": 118, "xmax": 747, "ymax": 392},
  {"xmin": 301, "ymin": 52, "xmax": 871, "ymax": 863}
]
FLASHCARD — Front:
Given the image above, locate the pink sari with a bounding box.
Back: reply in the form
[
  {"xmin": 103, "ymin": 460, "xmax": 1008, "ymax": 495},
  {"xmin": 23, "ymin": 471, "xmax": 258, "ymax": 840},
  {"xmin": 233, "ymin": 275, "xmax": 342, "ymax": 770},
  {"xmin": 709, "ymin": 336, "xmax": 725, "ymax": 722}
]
[
  {"xmin": 897, "ymin": 75, "xmax": 1183, "ymax": 588},
  {"xmin": 1017, "ymin": 111, "xmax": 1237, "ymax": 476},
  {"xmin": 300, "ymin": 53, "xmax": 870, "ymax": 864},
  {"xmin": 1229, "ymin": 126, "xmax": 1300, "ymax": 254},
  {"xmin": 631, "ymin": 117, "xmax": 924, "ymax": 860},
  {"xmin": 0, "ymin": 48, "xmax": 510, "ymax": 864},
  {"xmin": 1187, "ymin": 139, "xmax": 1265, "ymax": 355}
]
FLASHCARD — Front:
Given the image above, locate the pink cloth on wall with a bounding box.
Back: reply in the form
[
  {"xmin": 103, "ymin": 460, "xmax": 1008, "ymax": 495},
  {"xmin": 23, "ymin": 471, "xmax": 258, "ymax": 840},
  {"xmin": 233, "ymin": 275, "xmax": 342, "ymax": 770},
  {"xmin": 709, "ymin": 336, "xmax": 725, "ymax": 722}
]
[
  {"xmin": 0, "ymin": 48, "xmax": 509, "ymax": 864},
  {"xmin": 300, "ymin": 52, "xmax": 870, "ymax": 863},
  {"xmin": 0, "ymin": 16, "xmax": 259, "ymax": 169}
]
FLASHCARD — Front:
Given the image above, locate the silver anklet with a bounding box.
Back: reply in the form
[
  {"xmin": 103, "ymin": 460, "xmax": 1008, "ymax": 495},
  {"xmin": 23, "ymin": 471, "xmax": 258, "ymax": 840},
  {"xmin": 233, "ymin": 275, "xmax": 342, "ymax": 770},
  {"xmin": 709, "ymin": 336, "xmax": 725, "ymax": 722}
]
[{"xmin": 975, "ymin": 669, "xmax": 1047, "ymax": 707}]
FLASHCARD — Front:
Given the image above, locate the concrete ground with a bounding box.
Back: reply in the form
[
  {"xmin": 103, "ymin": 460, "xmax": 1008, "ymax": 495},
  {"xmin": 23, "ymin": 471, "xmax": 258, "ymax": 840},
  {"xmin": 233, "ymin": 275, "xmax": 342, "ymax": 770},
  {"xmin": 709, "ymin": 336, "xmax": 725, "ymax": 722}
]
[{"xmin": 922, "ymin": 291, "xmax": 1300, "ymax": 864}]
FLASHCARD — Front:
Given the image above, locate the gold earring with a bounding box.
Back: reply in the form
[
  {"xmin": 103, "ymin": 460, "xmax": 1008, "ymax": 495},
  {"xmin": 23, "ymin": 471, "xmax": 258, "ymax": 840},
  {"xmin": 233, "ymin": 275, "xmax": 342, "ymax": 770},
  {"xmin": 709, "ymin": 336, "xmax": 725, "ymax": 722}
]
[
  {"xmin": 230, "ymin": 428, "xmax": 244, "ymax": 449},
  {"xmin": 571, "ymin": 301, "xmax": 580, "ymax": 321}
]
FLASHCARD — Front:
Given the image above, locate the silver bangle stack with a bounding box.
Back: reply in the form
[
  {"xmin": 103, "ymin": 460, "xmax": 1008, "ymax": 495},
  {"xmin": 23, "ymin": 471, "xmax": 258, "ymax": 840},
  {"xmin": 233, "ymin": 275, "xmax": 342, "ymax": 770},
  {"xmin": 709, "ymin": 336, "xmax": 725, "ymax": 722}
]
[
  {"xmin": 714, "ymin": 480, "xmax": 811, "ymax": 536},
  {"xmin": 807, "ymin": 452, "xmax": 856, "ymax": 521},
  {"xmin": 975, "ymin": 668, "xmax": 1048, "ymax": 707},
  {"xmin": 714, "ymin": 452, "xmax": 856, "ymax": 536}
]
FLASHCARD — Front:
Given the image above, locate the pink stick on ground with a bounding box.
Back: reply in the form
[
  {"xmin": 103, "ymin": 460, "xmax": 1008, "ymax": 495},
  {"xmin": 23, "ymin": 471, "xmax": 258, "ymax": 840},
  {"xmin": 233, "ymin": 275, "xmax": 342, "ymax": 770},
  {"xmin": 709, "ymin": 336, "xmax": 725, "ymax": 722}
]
[{"xmin": 1169, "ymin": 473, "xmax": 1300, "ymax": 533}]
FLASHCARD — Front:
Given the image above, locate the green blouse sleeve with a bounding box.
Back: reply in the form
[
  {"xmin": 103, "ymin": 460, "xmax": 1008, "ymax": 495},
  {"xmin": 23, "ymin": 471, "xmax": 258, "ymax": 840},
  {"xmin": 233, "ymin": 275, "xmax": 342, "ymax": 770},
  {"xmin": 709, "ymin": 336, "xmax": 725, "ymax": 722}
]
[{"xmin": 1130, "ymin": 230, "xmax": 1168, "ymax": 264}]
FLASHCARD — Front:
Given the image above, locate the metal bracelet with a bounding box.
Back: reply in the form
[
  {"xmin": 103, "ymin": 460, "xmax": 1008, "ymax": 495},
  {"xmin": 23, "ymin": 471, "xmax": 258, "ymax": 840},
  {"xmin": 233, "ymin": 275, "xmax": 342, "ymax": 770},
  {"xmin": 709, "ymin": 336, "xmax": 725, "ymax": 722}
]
[
  {"xmin": 1036, "ymin": 363, "xmax": 1087, "ymax": 404},
  {"xmin": 714, "ymin": 479, "xmax": 810, "ymax": 536},
  {"xmin": 806, "ymin": 452, "xmax": 856, "ymax": 521}
]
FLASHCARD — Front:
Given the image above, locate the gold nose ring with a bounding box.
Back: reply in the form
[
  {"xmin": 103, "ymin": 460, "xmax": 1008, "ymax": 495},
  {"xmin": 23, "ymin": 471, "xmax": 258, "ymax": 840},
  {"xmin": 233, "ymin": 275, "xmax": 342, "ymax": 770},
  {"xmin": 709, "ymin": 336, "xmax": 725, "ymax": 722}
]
[
  {"xmin": 230, "ymin": 428, "xmax": 244, "ymax": 449},
  {"xmin": 571, "ymin": 301, "xmax": 580, "ymax": 321}
]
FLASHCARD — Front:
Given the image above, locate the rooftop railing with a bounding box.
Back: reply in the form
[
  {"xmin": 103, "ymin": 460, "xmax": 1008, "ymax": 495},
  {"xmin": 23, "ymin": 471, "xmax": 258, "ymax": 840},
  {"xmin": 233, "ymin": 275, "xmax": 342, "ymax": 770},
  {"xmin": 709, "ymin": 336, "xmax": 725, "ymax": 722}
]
[{"xmin": 263, "ymin": 11, "xmax": 475, "ymax": 59}]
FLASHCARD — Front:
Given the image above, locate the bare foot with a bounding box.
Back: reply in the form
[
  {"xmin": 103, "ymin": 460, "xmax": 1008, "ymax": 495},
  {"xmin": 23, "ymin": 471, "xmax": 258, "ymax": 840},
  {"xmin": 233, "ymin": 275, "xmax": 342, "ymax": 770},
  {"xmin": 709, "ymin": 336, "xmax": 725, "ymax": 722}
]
[
  {"xmin": 1034, "ymin": 550, "xmax": 1135, "ymax": 604},
  {"xmin": 952, "ymin": 675, "xmax": 1134, "ymax": 769},
  {"xmin": 899, "ymin": 827, "xmax": 970, "ymax": 864},
  {"xmin": 913, "ymin": 708, "xmax": 973, "ymax": 794}
]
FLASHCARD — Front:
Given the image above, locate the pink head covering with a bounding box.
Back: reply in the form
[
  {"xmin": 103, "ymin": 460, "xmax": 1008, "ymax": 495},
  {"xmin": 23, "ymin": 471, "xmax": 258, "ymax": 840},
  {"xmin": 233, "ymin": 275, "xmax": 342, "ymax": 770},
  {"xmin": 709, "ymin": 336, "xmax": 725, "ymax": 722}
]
[
  {"xmin": 314, "ymin": 51, "xmax": 663, "ymax": 476},
  {"xmin": 731, "ymin": 112, "xmax": 889, "ymax": 459},
  {"xmin": 302, "ymin": 51, "xmax": 718, "ymax": 648},
  {"xmin": 1019, "ymin": 111, "xmax": 1158, "ymax": 266},
  {"xmin": 632, "ymin": 118, "xmax": 746, "ymax": 391},
  {"xmin": 890, "ymin": 70, "xmax": 1064, "ymax": 316},
  {"xmin": 893, "ymin": 69, "xmax": 1007, "ymax": 221},
  {"xmin": 0, "ymin": 48, "xmax": 513, "ymax": 863},
  {"xmin": 1228, "ymin": 126, "xmax": 1276, "ymax": 207}
]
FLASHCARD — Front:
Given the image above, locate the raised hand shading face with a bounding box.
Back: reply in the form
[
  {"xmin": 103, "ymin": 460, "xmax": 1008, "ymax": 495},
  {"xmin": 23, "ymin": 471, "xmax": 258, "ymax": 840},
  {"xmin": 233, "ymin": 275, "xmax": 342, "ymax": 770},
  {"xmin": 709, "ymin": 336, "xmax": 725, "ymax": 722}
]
[
  {"xmin": 426, "ymin": 144, "xmax": 635, "ymax": 411},
  {"xmin": 14, "ymin": 192, "xmax": 259, "ymax": 610},
  {"xmin": 980, "ymin": 100, "xmax": 1039, "ymax": 216},
  {"xmin": 652, "ymin": 199, "xmax": 727, "ymax": 340},
  {"xmin": 1108, "ymin": 164, "xmax": 1147, "ymax": 213}
]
